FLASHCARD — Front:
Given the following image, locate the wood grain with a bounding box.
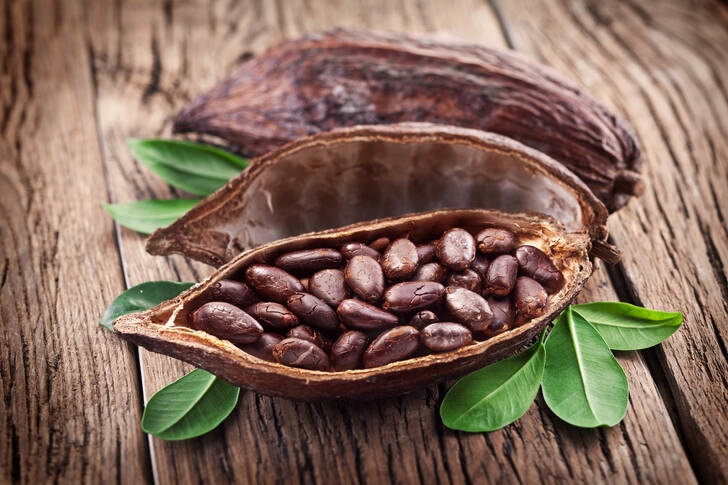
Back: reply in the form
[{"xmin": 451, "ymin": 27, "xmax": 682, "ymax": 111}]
[
  {"xmin": 83, "ymin": 0, "xmax": 696, "ymax": 483},
  {"xmin": 492, "ymin": 0, "xmax": 728, "ymax": 481},
  {"xmin": 3, "ymin": 0, "xmax": 724, "ymax": 482},
  {"xmin": 0, "ymin": 0, "xmax": 150, "ymax": 483}
]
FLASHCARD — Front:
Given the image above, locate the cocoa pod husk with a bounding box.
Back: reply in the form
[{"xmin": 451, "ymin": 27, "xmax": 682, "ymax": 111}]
[
  {"xmin": 146, "ymin": 123, "xmax": 615, "ymax": 267},
  {"xmin": 115, "ymin": 208, "xmax": 595, "ymax": 400},
  {"xmin": 173, "ymin": 29, "xmax": 642, "ymax": 211}
]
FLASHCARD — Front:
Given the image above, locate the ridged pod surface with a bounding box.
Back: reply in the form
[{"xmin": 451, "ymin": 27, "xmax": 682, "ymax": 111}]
[{"xmin": 173, "ymin": 29, "xmax": 643, "ymax": 211}]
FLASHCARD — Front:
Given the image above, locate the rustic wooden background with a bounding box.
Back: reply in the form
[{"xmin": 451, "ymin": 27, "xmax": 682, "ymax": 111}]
[{"xmin": 2, "ymin": 0, "xmax": 727, "ymax": 483}]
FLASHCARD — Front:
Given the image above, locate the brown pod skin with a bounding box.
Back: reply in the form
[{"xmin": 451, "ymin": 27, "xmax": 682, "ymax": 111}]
[
  {"xmin": 240, "ymin": 333, "xmax": 282, "ymax": 362},
  {"xmin": 299, "ymin": 278, "xmax": 310, "ymax": 291},
  {"xmin": 344, "ymin": 255, "xmax": 385, "ymax": 303},
  {"xmin": 446, "ymin": 268, "xmax": 482, "ymax": 293},
  {"xmin": 436, "ymin": 228, "xmax": 476, "ymax": 271},
  {"xmin": 416, "ymin": 242, "xmax": 437, "ymax": 264},
  {"xmin": 309, "ymin": 269, "xmax": 349, "ymax": 308},
  {"xmin": 199, "ymin": 279, "xmax": 258, "ymax": 309},
  {"xmin": 274, "ymin": 248, "xmax": 343, "ymax": 275},
  {"xmin": 484, "ymin": 255, "xmax": 518, "ymax": 296},
  {"xmin": 444, "ymin": 286, "xmax": 494, "ymax": 332},
  {"xmin": 515, "ymin": 245, "xmax": 565, "ymax": 293},
  {"xmin": 341, "ymin": 242, "xmax": 380, "ymax": 260},
  {"xmin": 476, "ymin": 228, "xmax": 515, "ymax": 255},
  {"xmin": 470, "ymin": 254, "xmax": 491, "ymax": 281},
  {"xmin": 286, "ymin": 324, "xmax": 330, "ymax": 351},
  {"xmin": 362, "ymin": 326, "xmax": 420, "ymax": 368},
  {"xmin": 513, "ymin": 277, "xmax": 548, "ymax": 319},
  {"xmin": 382, "ymin": 281, "xmax": 446, "ymax": 314},
  {"xmin": 245, "ymin": 264, "xmax": 305, "ymax": 303},
  {"xmin": 273, "ymin": 338, "xmax": 329, "ymax": 371},
  {"xmin": 409, "ymin": 310, "xmax": 439, "ymax": 330},
  {"xmin": 369, "ymin": 237, "xmax": 390, "ymax": 252},
  {"xmin": 484, "ymin": 297, "xmax": 516, "ymax": 337},
  {"xmin": 172, "ymin": 29, "xmax": 641, "ymax": 211},
  {"xmin": 381, "ymin": 238, "xmax": 419, "ymax": 281},
  {"xmin": 245, "ymin": 302, "xmax": 299, "ymax": 330},
  {"xmin": 412, "ymin": 262, "xmax": 448, "ymax": 283},
  {"xmin": 286, "ymin": 292, "xmax": 339, "ymax": 331},
  {"xmin": 192, "ymin": 302, "xmax": 263, "ymax": 345},
  {"xmin": 330, "ymin": 331, "xmax": 369, "ymax": 371},
  {"xmin": 337, "ymin": 299, "xmax": 399, "ymax": 331},
  {"xmin": 421, "ymin": 323, "xmax": 473, "ymax": 352}
]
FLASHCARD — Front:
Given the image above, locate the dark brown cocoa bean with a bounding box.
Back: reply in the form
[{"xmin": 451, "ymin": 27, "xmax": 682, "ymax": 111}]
[
  {"xmin": 513, "ymin": 276, "xmax": 548, "ymax": 319},
  {"xmin": 330, "ymin": 331, "xmax": 369, "ymax": 371},
  {"xmin": 245, "ymin": 264, "xmax": 305, "ymax": 303},
  {"xmin": 274, "ymin": 248, "xmax": 343, "ymax": 275},
  {"xmin": 362, "ymin": 326, "xmax": 420, "ymax": 368},
  {"xmin": 192, "ymin": 301, "xmax": 263, "ymax": 345},
  {"xmin": 381, "ymin": 238, "xmax": 418, "ymax": 280},
  {"xmin": 199, "ymin": 279, "xmax": 258, "ymax": 308},
  {"xmin": 245, "ymin": 302, "xmax": 299, "ymax": 329},
  {"xmin": 436, "ymin": 228, "xmax": 476, "ymax": 270},
  {"xmin": 336, "ymin": 299, "xmax": 398, "ymax": 330},
  {"xmin": 444, "ymin": 286, "xmax": 494, "ymax": 332},
  {"xmin": 421, "ymin": 322, "xmax": 473, "ymax": 352},
  {"xmin": 286, "ymin": 324, "xmax": 330, "ymax": 351},
  {"xmin": 484, "ymin": 297, "xmax": 516, "ymax": 337},
  {"xmin": 445, "ymin": 268, "xmax": 482, "ymax": 293},
  {"xmin": 412, "ymin": 262, "xmax": 448, "ymax": 283},
  {"xmin": 484, "ymin": 255, "xmax": 518, "ymax": 296},
  {"xmin": 240, "ymin": 333, "xmax": 282, "ymax": 362},
  {"xmin": 273, "ymin": 338, "xmax": 329, "ymax": 371},
  {"xmin": 416, "ymin": 242, "xmax": 437, "ymax": 264},
  {"xmin": 476, "ymin": 228, "xmax": 515, "ymax": 255},
  {"xmin": 382, "ymin": 281, "xmax": 446, "ymax": 313},
  {"xmin": 340, "ymin": 242, "xmax": 380, "ymax": 260},
  {"xmin": 344, "ymin": 255, "xmax": 385, "ymax": 303},
  {"xmin": 514, "ymin": 245, "xmax": 564, "ymax": 293},
  {"xmin": 470, "ymin": 254, "xmax": 491, "ymax": 281},
  {"xmin": 309, "ymin": 269, "xmax": 349, "ymax": 308},
  {"xmin": 369, "ymin": 237, "xmax": 390, "ymax": 252},
  {"xmin": 286, "ymin": 292, "xmax": 339, "ymax": 331},
  {"xmin": 409, "ymin": 310, "xmax": 439, "ymax": 329}
]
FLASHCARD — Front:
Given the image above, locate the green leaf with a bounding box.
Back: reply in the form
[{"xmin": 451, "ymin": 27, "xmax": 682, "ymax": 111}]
[
  {"xmin": 100, "ymin": 281, "xmax": 195, "ymax": 331},
  {"xmin": 127, "ymin": 139, "xmax": 247, "ymax": 196},
  {"xmin": 542, "ymin": 308, "xmax": 628, "ymax": 428},
  {"xmin": 103, "ymin": 198, "xmax": 199, "ymax": 234},
  {"xmin": 141, "ymin": 369, "xmax": 240, "ymax": 441},
  {"xmin": 572, "ymin": 302, "xmax": 683, "ymax": 350},
  {"xmin": 440, "ymin": 331, "xmax": 546, "ymax": 432}
]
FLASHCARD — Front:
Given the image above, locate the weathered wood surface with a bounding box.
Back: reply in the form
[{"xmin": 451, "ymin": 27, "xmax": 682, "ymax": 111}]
[{"xmin": 1, "ymin": 0, "xmax": 726, "ymax": 483}]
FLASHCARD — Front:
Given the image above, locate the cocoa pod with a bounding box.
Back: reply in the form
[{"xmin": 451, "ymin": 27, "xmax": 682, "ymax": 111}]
[
  {"xmin": 145, "ymin": 125, "xmax": 615, "ymax": 268},
  {"xmin": 172, "ymin": 29, "xmax": 642, "ymax": 211}
]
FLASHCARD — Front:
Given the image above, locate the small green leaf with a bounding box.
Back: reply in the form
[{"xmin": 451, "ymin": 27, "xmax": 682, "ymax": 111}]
[
  {"xmin": 142, "ymin": 369, "xmax": 240, "ymax": 441},
  {"xmin": 542, "ymin": 308, "xmax": 628, "ymax": 428},
  {"xmin": 103, "ymin": 199, "xmax": 199, "ymax": 234},
  {"xmin": 100, "ymin": 281, "xmax": 195, "ymax": 331},
  {"xmin": 572, "ymin": 302, "xmax": 683, "ymax": 350},
  {"xmin": 127, "ymin": 139, "xmax": 247, "ymax": 196},
  {"xmin": 440, "ymin": 332, "xmax": 546, "ymax": 432}
]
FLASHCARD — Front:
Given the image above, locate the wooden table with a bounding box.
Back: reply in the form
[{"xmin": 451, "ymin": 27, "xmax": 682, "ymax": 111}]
[{"xmin": 2, "ymin": 0, "xmax": 727, "ymax": 483}]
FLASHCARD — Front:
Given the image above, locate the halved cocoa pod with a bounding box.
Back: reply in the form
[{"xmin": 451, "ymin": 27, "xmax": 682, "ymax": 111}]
[
  {"xmin": 146, "ymin": 124, "xmax": 617, "ymax": 267},
  {"xmin": 172, "ymin": 29, "xmax": 642, "ymax": 211},
  {"xmin": 116, "ymin": 207, "xmax": 605, "ymax": 401}
]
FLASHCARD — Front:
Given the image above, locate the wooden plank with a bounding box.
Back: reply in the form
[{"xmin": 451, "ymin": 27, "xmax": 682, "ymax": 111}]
[
  {"xmin": 491, "ymin": 0, "xmax": 728, "ymax": 482},
  {"xmin": 84, "ymin": 0, "xmax": 695, "ymax": 483},
  {"xmin": 0, "ymin": 0, "xmax": 151, "ymax": 483}
]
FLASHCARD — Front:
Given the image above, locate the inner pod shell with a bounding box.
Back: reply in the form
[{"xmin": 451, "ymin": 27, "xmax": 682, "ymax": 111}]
[
  {"xmin": 146, "ymin": 123, "xmax": 610, "ymax": 267},
  {"xmin": 116, "ymin": 209, "xmax": 593, "ymax": 401}
]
